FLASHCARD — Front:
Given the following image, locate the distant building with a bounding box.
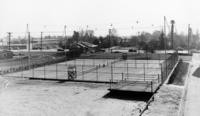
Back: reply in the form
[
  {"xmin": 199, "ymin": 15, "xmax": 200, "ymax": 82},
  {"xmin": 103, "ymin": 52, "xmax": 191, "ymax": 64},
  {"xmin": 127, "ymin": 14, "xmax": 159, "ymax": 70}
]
[
  {"xmin": 32, "ymin": 38, "xmax": 61, "ymax": 50},
  {"xmin": 76, "ymin": 42, "xmax": 98, "ymax": 53},
  {"xmin": 0, "ymin": 50, "xmax": 13, "ymax": 59},
  {"xmin": 0, "ymin": 44, "xmax": 27, "ymax": 50}
]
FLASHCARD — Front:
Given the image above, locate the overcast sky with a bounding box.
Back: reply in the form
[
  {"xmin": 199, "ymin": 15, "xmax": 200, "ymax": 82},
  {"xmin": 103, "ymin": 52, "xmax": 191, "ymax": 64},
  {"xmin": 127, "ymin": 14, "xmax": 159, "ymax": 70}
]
[{"xmin": 0, "ymin": 0, "xmax": 200, "ymax": 37}]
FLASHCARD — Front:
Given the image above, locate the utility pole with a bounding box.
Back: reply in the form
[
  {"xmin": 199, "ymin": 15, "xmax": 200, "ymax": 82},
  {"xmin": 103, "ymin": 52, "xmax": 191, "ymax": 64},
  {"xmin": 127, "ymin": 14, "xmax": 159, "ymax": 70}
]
[
  {"xmin": 28, "ymin": 32, "xmax": 31, "ymax": 52},
  {"xmin": 64, "ymin": 25, "xmax": 67, "ymax": 38},
  {"xmin": 28, "ymin": 31, "xmax": 31, "ymax": 70},
  {"xmin": 164, "ymin": 16, "xmax": 167, "ymax": 79},
  {"xmin": 136, "ymin": 21, "xmax": 140, "ymax": 54},
  {"xmin": 40, "ymin": 32, "xmax": 43, "ymax": 51},
  {"xmin": 64, "ymin": 25, "xmax": 67, "ymax": 57},
  {"xmin": 164, "ymin": 16, "xmax": 167, "ymax": 50},
  {"xmin": 188, "ymin": 24, "xmax": 191, "ymax": 54},
  {"xmin": 7, "ymin": 32, "xmax": 12, "ymax": 51},
  {"xmin": 25, "ymin": 24, "xmax": 31, "ymax": 70},
  {"xmin": 26, "ymin": 24, "xmax": 30, "ymax": 51},
  {"xmin": 170, "ymin": 20, "xmax": 175, "ymax": 50},
  {"xmin": 109, "ymin": 24, "xmax": 112, "ymax": 52}
]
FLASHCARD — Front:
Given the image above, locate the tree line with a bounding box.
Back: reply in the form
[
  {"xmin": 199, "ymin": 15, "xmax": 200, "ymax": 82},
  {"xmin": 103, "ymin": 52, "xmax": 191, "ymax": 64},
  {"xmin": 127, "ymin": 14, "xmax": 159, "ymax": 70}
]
[
  {"xmin": 10, "ymin": 29, "xmax": 200, "ymax": 51},
  {"xmin": 59, "ymin": 30, "xmax": 200, "ymax": 52}
]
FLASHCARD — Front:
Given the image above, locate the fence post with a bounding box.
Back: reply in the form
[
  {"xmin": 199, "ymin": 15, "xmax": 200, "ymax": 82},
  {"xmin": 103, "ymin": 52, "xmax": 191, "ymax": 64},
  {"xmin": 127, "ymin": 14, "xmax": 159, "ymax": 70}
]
[
  {"xmin": 147, "ymin": 55, "xmax": 149, "ymax": 68},
  {"xmin": 160, "ymin": 63, "xmax": 162, "ymax": 81},
  {"xmin": 21, "ymin": 57, "xmax": 24, "ymax": 78},
  {"xmin": 122, "ymin": 73, "xmax": 124, "ymax": 81},
  {"xmin": 93, "ymin": 59, "xmax": 95, "ymax": 66},
  {"xmin": 144, "ymin": 63, "xmax": 145, "ymax": 81},
  {"xmin": 135, "ymin": 59, "xmax": 137, "ymax": 68},
  {"xmin": 159, "ymin": 54, "xmax": 160, "ymax": 63},
  {"xmin": 81, "ymin": 64, "xmax": 83, "ymax": 80},
  {"xmin": 165, "ymin": 59, "xmax": 167, "ymax": 81},
  {"xmin": 44, "ymin": 64, "xmax": 46, "ymax": 79},
  {"xmin": 83, "ymin": 64, "xmax": 85, "ymax": 80},
  {"xmin": 110, "ymin": 79, "xmax": 112, "ymax": 89},
  {"xmin": 127, "ymin": 63, "xmax": 128, "ymax": 79},
  {"xmin": 151, "ymin": 81, "xmax": 153, "ymax": 93},
  {"xmin": 32, "ymin": 65, "xmax": 34, "ymax": 78},
  {"xmin": 56, "ymin": 63, "xmax": 58, "ymax": 79},
  {"xmin": 111, "ymin": 64, "xmax": 113, "ymax": 82},
  {"xmin": 96, "ymin": 66, "xmax": 98, "ymax": 81}
]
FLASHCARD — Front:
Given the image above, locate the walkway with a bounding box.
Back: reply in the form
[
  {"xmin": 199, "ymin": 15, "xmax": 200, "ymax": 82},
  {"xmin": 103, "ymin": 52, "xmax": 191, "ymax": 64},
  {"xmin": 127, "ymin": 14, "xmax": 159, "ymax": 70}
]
[{"xmin": 184, "ymin": 53, "xmax": 200, "ymax": 116}]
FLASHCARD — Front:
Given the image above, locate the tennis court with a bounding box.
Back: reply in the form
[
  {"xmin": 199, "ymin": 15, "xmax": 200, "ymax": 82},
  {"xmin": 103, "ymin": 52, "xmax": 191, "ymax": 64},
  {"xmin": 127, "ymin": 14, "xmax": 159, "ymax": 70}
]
[{"xmin": 4, "ymin": 59, "xmax": 162, "ymax": 83}]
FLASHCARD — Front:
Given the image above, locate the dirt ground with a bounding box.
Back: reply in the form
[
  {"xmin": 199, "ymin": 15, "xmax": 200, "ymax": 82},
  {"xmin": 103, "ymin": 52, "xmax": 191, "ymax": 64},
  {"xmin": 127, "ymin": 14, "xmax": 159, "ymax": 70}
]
[{"xmin": 0, "ymin": 77, "xmax": 146, "ymax": 116}]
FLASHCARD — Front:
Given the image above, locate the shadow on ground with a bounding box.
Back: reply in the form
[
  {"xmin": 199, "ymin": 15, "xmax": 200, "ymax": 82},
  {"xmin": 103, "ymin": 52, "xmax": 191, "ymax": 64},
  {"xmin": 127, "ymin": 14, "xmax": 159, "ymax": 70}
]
[
  {"xmin": 103, "ymin": 90, "xmax": 153, "ymax": 102},
  {"xmin": 168, "ymin": 61, "xmax": 189, "ymax": 85},
  {"xmin": 193, "ymin": 67, "xmax": 200, "ymax": 78}
]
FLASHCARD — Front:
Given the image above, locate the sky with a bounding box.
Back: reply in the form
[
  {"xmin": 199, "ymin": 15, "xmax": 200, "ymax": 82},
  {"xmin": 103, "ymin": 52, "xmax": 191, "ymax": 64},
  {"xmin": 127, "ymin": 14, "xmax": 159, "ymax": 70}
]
[{"xmin": 0, "ymin": 0, "xmax": 200, "ymax": 38}]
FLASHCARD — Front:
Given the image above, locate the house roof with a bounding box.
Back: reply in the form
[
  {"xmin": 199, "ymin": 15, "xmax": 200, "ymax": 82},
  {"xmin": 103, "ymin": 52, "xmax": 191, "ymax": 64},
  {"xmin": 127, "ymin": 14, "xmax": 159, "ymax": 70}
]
[{"xmin": 81, "ymin": 42, "xmax": 97, "ymax": 48}]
